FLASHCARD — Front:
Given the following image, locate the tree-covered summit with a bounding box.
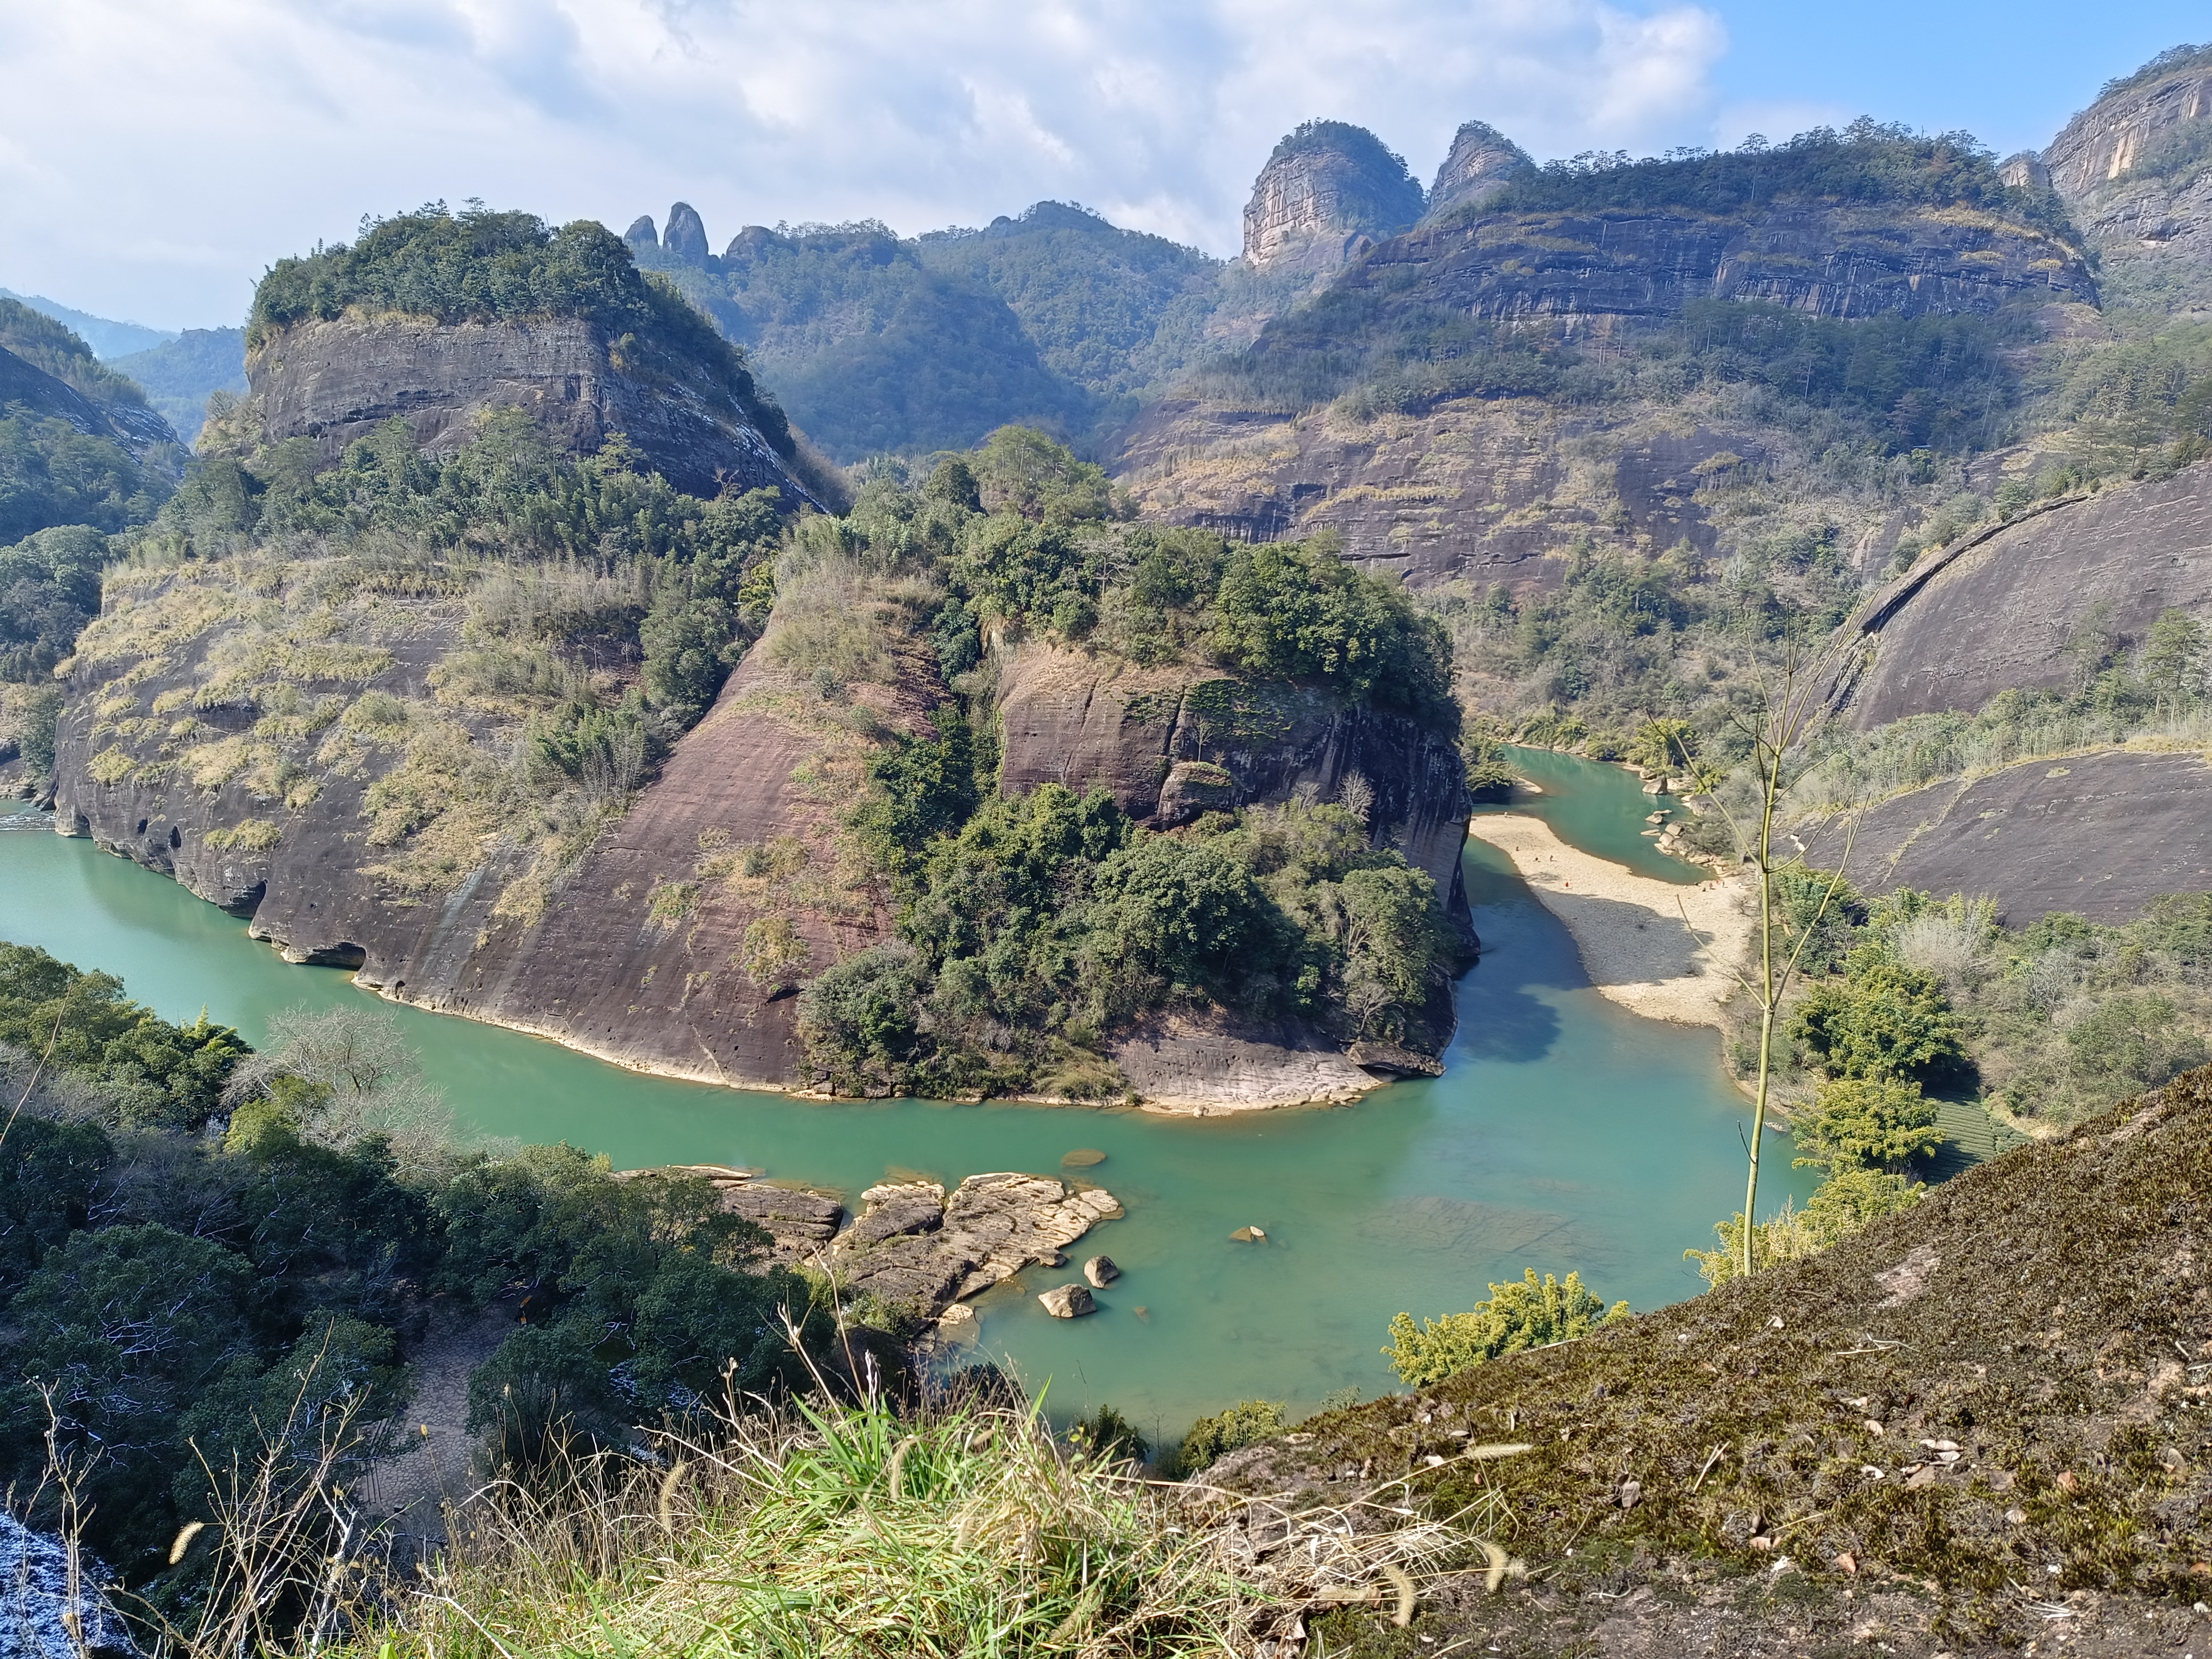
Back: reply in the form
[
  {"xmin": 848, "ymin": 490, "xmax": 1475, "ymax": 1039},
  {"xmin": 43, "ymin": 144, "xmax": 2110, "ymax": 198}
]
[
  {"xmin": 246, "ymin": 204, "xmax": 797, "ymax": 458},
  {"xmin": 1481, "ymin": 119, "xmax": 2070, "ymax": 234}
]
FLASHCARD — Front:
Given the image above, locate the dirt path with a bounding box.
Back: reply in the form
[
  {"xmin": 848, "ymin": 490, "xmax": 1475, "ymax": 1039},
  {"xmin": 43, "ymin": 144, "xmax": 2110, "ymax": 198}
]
[
  {"xmin": 362, "ymin": 1300, "xmax": 516, "ymax": 1555},
  {"xmin": 1466, "ymin": 813, "xmax": 1752, "ymax": 1028}
]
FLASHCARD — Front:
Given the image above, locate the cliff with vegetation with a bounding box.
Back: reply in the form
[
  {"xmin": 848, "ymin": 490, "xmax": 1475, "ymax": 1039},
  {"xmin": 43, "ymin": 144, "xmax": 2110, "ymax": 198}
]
[
  {"xmin": 2044, "ymin": 44, "xmax": 2212, "ymax": 310},
  {"xmin": 1241, "ymin": 120, "xmax": 1427, "ymax": 274},
  {"xmin": 212, "ymin": 208, "xmax": 827, "ymax": 505},
  {"xmin": 48, "ymin": 267, "xmax": 1473, "ymax": 1106},
  {"xmin": 1124, "ymin": 125, "xmax": 2090, "ymax": 588}
]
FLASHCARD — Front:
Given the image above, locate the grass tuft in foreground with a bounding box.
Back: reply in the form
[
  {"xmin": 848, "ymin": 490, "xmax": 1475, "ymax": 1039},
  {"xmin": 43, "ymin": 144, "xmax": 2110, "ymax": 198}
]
[{"xmin": 322, "ymin": 1392, "xmax": 1489, "ymax": 1658}]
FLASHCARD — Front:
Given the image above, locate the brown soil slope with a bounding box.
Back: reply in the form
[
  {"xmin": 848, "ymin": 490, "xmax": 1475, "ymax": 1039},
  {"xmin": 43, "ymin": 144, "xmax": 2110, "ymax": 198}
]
[{"xmin": 1215, "ymin": 1065, "xmax": 2212, "ymax": 1644}]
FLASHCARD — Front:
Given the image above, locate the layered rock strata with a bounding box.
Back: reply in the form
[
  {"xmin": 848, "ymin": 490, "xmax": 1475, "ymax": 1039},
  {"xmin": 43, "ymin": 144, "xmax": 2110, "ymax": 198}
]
[
  {"xmin": 1426, "ymin": 120, "xmax": 1535, "ymax": 218},
  {"xmin": 2044, "ymin": 50, "xmax": 2212, "ymax": 307},
  {"xmin": 1242, "ymin": 123, "xmax": 1425, "ymax": 273},
  {"xmin": 238, "ymin": 315, "xmax": 815, "ymax": 504}
]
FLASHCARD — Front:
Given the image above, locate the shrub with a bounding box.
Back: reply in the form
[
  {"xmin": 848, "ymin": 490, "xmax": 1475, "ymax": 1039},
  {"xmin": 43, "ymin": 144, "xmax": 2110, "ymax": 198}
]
[
  {"xmin": 1166, "ymin": 1399, "xmax": 1286, "ymax": 1478},
  {"xmin": 1790, "ymin": 956, "xmax": 1965, "ymax": 1081},
  {"xmin": 1384, "ymin": 1270, "xmax": 1629, "ymax": 1386},
  {"xmin": 1791, "ymin": 1076, "xmax": 1944, "ymax": 1174}
]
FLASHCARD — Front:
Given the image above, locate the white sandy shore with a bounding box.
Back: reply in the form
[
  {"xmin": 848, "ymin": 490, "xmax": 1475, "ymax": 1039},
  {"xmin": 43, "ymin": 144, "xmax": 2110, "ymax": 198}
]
[{"xmin": 1466, "ymin": 813, "xmax": 1754, "ymax": 1028}]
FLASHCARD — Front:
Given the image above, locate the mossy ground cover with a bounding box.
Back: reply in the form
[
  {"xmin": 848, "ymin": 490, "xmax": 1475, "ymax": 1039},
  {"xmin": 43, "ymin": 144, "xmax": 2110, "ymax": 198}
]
[{"xmin": 1212, "ymin": 1067, "xmax": 2212, "ymax": 1648}]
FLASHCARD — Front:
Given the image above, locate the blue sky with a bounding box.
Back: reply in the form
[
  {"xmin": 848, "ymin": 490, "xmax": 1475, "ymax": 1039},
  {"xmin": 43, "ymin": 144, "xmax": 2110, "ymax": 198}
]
[{"xmin": 0, "ymin": 0, "xmax": 2201, "ymax": 331}]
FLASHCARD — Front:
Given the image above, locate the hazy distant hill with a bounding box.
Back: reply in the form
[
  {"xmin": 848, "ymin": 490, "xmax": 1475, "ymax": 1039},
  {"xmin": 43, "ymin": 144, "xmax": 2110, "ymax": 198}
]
[
  {"xmin": 0, "ymin": 288, "xmax": 175, "ymax": 360},
  {"xmin": 111, "ymin": 328, "xmax": 247, "ymax": 444}
]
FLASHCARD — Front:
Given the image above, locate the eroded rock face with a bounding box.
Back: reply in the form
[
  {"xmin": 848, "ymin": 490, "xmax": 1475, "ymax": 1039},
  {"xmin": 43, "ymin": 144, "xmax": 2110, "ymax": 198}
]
[
  {"xmin": 1242, "ymin": 123, "xmax": 1425, "ymax": 273},
  {"xmin": 830, "ymin": 1175, "xmax": 1123, "ymax": 1314},
  {"xmin": 993, "ymin": 643, "xmax": 1474, "ymax": 918},
  {"xmin": 1427, "ymin": 120, "xmax": 1534, "ymax": 218},
  {"xmin": 1825, "ymin": 465, "xmax": 2212, "ymax": 729},
  {"xmin": 663, "ymin": 201, "xmax": 711, "ymax": 268},
  {"xmin": 0, "ymin": 344, "xmax": 178, "ymax": 459},
  {"xmin": 2044, "ymin": 51, "xmax": 2212, "ymax": 308},
  {"xmin": 1796, "ymin": 750, "xmax": 2212, "ymax": 925},
  {"xmin": 241, "ymin": 315, "xmax": 814, "ymax": 503}
]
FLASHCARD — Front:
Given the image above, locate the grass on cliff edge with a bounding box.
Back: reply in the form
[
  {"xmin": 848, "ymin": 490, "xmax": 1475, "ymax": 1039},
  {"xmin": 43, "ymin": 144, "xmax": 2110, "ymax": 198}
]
[
  {"xmin": 1208, "ymin": 1063, "xmax": 2212, "ymax": 1647},
  {"xmin": 309, "ymin": 1392, "xmax": 1485, "ymax": 1659}
]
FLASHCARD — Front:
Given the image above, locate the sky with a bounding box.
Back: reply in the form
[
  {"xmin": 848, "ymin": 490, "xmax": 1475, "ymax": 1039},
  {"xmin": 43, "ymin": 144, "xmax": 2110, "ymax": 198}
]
[{"xmin": 0, "ymin": 0, "xmax": 2206, "ymax": 331}]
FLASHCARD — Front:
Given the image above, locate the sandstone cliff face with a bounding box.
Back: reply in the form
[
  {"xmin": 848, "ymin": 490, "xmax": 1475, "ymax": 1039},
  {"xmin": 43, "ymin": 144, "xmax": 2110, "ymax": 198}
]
[
  {"xmin": 993, "ymin": 643, "xmax": 1473, "ymax": 919},
  {"xmin": 1796, "ymin": 750, "xmax": 2212, "ymax": 925},
  {"xmin": 52, "ymin": 582, "xmax": 920, "ymax": 1090},
  {"xmin": 1122, "ymin": 194, "xmax": 2090, "ymax": 590},
  {"xmin": 1824, "ymin": 465, "xmax": 2212, "ymax": 729},
  {"xmin": 239, "ymin": 315, "xmax": 816, "ymax": 504},
  {"xmin": 2044, "ymin": 52, "xmax": 2212, "ymax": 308},
  {"xmin": 1242, "ymin": 124, "xmax": 1426, "ymax": 274},
  {"xmin": 1426, "ymin": 120, "xmax": 1535, "ymax": 219}
]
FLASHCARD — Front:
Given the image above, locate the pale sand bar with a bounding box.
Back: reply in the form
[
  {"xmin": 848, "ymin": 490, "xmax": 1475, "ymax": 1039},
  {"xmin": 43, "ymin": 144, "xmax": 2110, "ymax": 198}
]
[{"xmin": 1466, "ymin": 813, "xmax": 1754, "ymax": 1028}]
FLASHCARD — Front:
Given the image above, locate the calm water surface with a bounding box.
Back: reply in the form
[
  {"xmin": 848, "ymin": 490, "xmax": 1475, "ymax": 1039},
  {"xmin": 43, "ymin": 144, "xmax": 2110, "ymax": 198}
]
[{"xmin": 0, "ymin": 772, "xmax": 1808, "ymax": 1443}]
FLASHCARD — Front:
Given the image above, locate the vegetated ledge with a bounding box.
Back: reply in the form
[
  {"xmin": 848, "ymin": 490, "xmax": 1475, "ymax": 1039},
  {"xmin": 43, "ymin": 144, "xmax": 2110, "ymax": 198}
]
[{"xmin": 1206, "ymin": 1064, "xmax": 2212, "ymax": 1646}]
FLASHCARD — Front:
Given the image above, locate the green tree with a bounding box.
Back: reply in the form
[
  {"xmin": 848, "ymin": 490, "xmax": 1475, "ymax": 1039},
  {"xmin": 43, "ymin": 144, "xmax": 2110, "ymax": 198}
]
[
  {"xmin": 1791, "ymin": 1076, "xmax": 1944, "ymax": 1173},
  {"xmin": 1384, "ymin": 1269, "xmax": 1629, "ymax": 1386},
  {"xmin": 1792, "ymin": 957, "xmax": 1966, "ymax": 1081},
  {"xmin": 2143, "ymin": 608, "xmax": 2207, "ymax": 713}
]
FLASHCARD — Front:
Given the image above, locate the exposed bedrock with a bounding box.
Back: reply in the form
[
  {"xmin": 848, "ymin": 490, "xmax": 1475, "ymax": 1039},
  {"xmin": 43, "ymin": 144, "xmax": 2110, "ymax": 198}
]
[
  {"xmin": 1426, "ymin": 120, "xmax": 1536, "ymax": 219},
  {"xmin": 0, "ymin": 342, "xmax": 178, "ymax": 458},
  {"xmin": 993, "ymin": 643, "xmax": 1476, "ymax": 926},
  {"xmin": 2044, "ymin": 52, "xmax": 2212, "ymax": 306},
  {"xmin": 1242, "ymin": 123, "xmax": 1425, "ymax": 274},
  {"xmin": 1353, "ymin": 199, "xmax": 2092, "ymax": 329},
  {"xmin": 1825, "ymin": 464, "xmax": 2212, "ymax": 729},
  {"xmin": 241, "ymin": 315, "xmax": 813, "ymax": 503},
  {"xmin": 1795, "ymin": 750, "xmax": 2212, "ymax": 925}
]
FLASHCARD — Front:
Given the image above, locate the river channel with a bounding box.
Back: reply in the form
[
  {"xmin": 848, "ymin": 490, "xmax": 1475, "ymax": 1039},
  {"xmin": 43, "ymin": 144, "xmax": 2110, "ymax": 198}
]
[{"xmin": 0, "ymin": 754, "xmax": 1810, "ymax": 1444}]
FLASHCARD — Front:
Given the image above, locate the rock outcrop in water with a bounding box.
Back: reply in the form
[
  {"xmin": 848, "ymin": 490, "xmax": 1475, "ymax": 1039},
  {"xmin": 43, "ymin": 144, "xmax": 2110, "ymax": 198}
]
[{"xmin": 662, "ymin": 1166, "xmax": 1123, "ymax": 1319}]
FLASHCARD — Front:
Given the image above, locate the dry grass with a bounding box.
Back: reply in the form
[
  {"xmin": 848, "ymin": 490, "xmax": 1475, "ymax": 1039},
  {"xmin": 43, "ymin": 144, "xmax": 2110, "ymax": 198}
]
[{"xmin": 309, "ymin": 1387, "xmax": 1499, "ymax": 1659}]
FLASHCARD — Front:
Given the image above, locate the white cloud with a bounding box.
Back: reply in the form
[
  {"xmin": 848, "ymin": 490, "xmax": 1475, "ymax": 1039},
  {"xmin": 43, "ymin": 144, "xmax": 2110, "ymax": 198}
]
[{"xmin": 0, "ymin": 0, "xmax": 1727, "ymax": 327}]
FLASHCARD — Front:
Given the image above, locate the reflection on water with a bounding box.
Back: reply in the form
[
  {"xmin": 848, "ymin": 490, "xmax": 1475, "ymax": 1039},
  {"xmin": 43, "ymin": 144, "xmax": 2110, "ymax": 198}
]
[{"xmin": 0, "ymin": 789, "xmax": 1811, "ymax": 1438}]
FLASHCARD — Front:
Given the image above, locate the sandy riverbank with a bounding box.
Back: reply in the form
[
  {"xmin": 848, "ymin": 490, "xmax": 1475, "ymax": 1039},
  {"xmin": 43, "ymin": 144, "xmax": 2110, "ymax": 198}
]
[{"xmin": 1466, "ymin": 813, "xmax": 1754, "ymax": 1028}]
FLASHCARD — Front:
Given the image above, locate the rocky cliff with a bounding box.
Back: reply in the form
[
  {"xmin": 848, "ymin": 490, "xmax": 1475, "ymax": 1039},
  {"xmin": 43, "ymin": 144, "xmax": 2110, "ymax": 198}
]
[
  {"xmin": 1241, "ymin": 120, "xmax": 1426, "ymax": 274},
  {"xmin": 2044, "ymin": 46, "xmax": 2212, "ymax": 310},
  {"xmin": 234, "ymin": 314, "xmax": 813, "ymax": 504},
  {"xmin": 0, "ymin": 343, "xmax": 177, "ymax": 458},
  {"xmin": 1126, "ymin": 158, "xmax": 2090, "ymax": 588},
  {"xmin": 1796, "ymin": 748, "xmax": 2212, "ymax": 924},
  {"xmin": 1824, "ymin": 463, "xmax": 2212, "ymax": 729},
  {"xmin": 994, "ymin": 643, "xmax": 1472, "ymax": 909},
  {"xmin": 1425, "ymin": 119, "xmax": 1535, "ymax": 218}
]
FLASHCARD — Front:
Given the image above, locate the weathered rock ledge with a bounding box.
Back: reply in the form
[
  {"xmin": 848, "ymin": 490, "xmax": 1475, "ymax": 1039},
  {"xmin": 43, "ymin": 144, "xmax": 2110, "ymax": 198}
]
[{"xmin": 666, "ymin": 1166, "xmax": 1123, "ymax": 1319}]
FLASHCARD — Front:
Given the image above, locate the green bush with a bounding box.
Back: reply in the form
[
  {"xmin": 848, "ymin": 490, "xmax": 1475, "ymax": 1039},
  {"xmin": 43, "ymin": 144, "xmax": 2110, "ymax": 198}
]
[
  {"xmin": 1384, "ymin": 1269, "xmax": 1629, "ymax": 1386},
  {"xmin": 1791, "ymin": 1076, "xmax": 1944, "ymax": 1174},
  {"xmin": 1790, "ymin": 955, "xmax": 1965, "ymax": 1082},
  {"xmin": 1166, "ymin": 1398, "xmax": 1285, "ymax": 1478}
]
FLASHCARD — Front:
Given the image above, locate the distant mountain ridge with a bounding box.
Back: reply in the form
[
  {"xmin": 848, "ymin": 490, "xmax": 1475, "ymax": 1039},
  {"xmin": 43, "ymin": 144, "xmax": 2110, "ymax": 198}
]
[{"xmin": 0, "ymin": 288, "xmax": 176, "ymax": 360}]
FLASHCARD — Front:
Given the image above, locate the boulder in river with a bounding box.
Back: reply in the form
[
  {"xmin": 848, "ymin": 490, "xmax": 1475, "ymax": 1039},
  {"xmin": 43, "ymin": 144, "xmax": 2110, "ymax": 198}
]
[
  {"xmin": 1231, "ymin": 1225, "xmax": 1267, "ymax": 1242},
  {"xmin": 829, "ymin": 1173, "xmax": 1123, "ymax": 1317},
  {"xmin": 1061, "ymin": 1148, "xmax": 1107, "ymax": 1168},
  {"xmin": 1084, "ymin": 1254, "xmax": 1120, "ymax": 1287},
  {"xmin": 1038, "ymin": 1283, "xmax": 1097, "ymax": 1318}
]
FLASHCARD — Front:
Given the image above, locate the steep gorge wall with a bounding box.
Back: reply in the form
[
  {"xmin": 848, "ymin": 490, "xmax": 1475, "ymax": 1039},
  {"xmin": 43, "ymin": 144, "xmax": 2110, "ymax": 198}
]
[
  {"xmin": 238, "ymin": 315, "xmax": 815, "ymax": 504},
  {"xmin": 2044, "ymin": 54, "xmax": 2212, "ymax": 308}
]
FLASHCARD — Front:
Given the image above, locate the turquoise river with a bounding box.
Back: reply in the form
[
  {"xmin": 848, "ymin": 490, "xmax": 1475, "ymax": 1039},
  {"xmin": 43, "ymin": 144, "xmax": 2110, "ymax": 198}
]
[{"xmin": 0, "ymin": 751, "xmax": 1810, "ymax": 1445}]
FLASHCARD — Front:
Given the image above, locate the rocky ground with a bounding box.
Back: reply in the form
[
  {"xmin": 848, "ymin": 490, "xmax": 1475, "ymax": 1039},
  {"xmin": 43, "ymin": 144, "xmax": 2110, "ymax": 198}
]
[
  {"xmin": 673, "ymin": 1165, "xmax": 1124, "ymax": 1323},
  {"xmin": 1206, "ymin": 1066, "xmax": 2212, "ymax": 1654}
]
